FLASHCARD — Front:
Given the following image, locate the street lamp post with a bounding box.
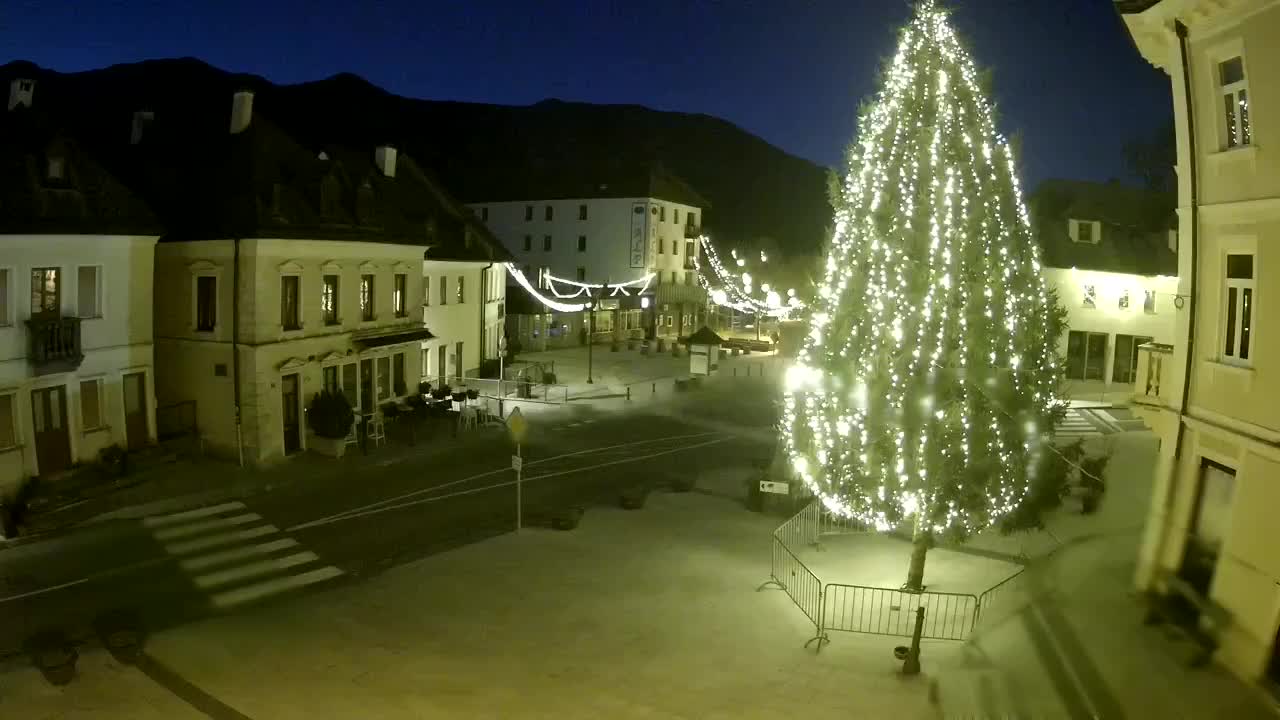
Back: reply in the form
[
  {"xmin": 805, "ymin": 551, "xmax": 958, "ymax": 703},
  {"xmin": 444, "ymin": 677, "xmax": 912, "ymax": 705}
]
[{"xmin": 586, "ymin": 286, "xmax": 602, "ymax": 384}]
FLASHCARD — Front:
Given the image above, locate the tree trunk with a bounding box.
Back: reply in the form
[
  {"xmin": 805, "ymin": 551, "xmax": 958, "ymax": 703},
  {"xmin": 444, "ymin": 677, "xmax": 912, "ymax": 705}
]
[{"xmin": 904, "ymin": 514, "xmax": 929, "ymax": 592}]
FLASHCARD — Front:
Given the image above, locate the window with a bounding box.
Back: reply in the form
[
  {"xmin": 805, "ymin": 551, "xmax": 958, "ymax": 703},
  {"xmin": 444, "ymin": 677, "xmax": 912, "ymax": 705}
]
[
  {"xmin": 543, "ymin": 235, "xmax": 552, "ymax": 251},
  {"xmin": 658, "ymin": 240, "xmax": 664, "ymax": 254},
  {"xmin": 394, "ymin": 273, "xmax": 407, "ymax": 317},
  {"xmin": 322, "ymin": 275, "xmax": 339, "ymax": 325},
  {"xmin": 323, "ymin": 365, "xmax": 338, "ymax": 394},
  {"xmin": 674, "ymin": 208, "xmax": 680, "ymax": 224},
  {"xmin": 688, "ymin": 212, "xmax": 697, "ymax": 227},
  {"xmin": 1118, "ymin": 289, "xmax": 1130, "ymax": 311},
  {"xmin": 525, "ymin": 205, "xmax": 533, "ymax": 221},
  {"xmin": 577, "ymin": 235, "xmax": 587, "ymax": 252},
  {"xmin": 523, "ymin": 235, "xmax": 532, "ymax": 252},
  {"xmin": 393, "ymin": 352, "xmax": 406, "ymax": 396},
  {"xmin": 440, "ymin": 276, "xmax": 448, "ymax": 305},
  {"xmin": 1219, "ymin": 56, "xmax": 1251, "ymax": 149},
  {"xmin": 80, "ymin": 379, "xmax": 103, "ymax": 430},
  {"xmin": 457, "ymin": 275, "xmax": 465, "ymax": 303},
  {"xmin": 423, "ymin": 276, "xmax": 430, "ymax": 307},
  {"xmin": 421, "ymin": 348, "xmax": 430, "ymax": 379},
  {"xmin": 47, "ymin": 156, "xmax": 64, "ymax": 181},
  {"xmin": 1223, "ymin": 253, "xmax": 1254, "ymax": 364},
  {"xmin": 360, "ymin": 274, "xmax": 375, "ymax": 321},
  {"xmin": 671, "ymin": 271, "xmax": 678, "ymax": 285},
  {"xmin": 0, "ymin": 393, "xmax": 14, "ymax": 449},
  {"xmin": 480, "ymin": 207, "xmax": 489, "ymax": 221},
  {"xmin": 1082, "ymin": 284, "xmax": 1096, "ymax": 309},
  {"xmin": 1112, "ymin": 334, "xmax": 1153, "ymax": 384},
  {"xmin": 659, "ymin": 206, "xmax": 666, "ymax": 222},
  {"xmin": 0, "ymin": 268, "xmax": 8, "ymax": 326},
  {"xmin": 1066, "ymin": 330, "xmax": 1108, "ymax": 381},
  {"xmin": 377, "ymin": 356, "xmax": 391, "ymax": 400},
  {"xmin": 77, "ymin": 266, "xmax": 101, "ymax": 318},
  {"xmin": 685, "ymin": 241, "xmax": 695, "ymax": 259},
  {"xmin": 578, "ymin": 204, "xmax": 588, "ymax": 220},
  {"xmin": 672, "ymin": 241, "xmax": 678, "ymax": 255},
  {"xmin": 280, "ymin": 275, "xmax": 301, "ymax": 330},
  {"xmin": 196, "ymin": 275, "xmax": 216, "ymax": 331},
  {"xmin": 545, "ymin": 205, "xmax": 554, "ymax": 221},
  {"xmin": 576, "ymin": 267, "xmax": 586, "ymax": 282},
  {"xmin": 1144, "ymin": 289, "xmax": 1157, "ymax": 315},
  {"xmin": 31, "ymin": 267, "xmax": 60, "ymax": 315}
]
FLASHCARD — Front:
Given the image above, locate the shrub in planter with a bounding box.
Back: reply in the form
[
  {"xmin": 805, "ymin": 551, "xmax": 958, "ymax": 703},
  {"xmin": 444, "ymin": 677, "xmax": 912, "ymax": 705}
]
[
  {"xmin": 670, "ymin": 475, "xmax": 696, "ymax": 493},
  {"xmin": 627, "ymin": 338, "xmax": 637, "ymax": 350},
  {"xmin": 1078, "ymin": 454, "xmax": 1109, "ymax": 515},
  {"xmin": 466, "ymin": 388, "xmax": 480, "ymax": 401},
  {"xmin": 418, "ymin": 381, "xmax": 433, "ymax": 397},
  {"xmin": 381, "ymin": 402, "xmax": 402, "ymax": 420},
  {"xmin": 619, "ymin": 485, "xmax": 650, "ymax": 510},
  {"xmin": 432, "ymin": 384, "xmax": 452, "ymax": 401},
  {"xmin": 98, "ymin": 444, "xmax": 128, "ymax": 479},
  {"xmin": 93, "ymin": 610, "xmax": 144, "ymax": 665},
  {"xmin": 656, "ymin": 338, "xmax": 667, "ymax": 352},
  {"xmin": 671, "ymin": 343, "xmax": 681, "ymax": 357},
  {"xmin": 610, "ymin": 341, "xmax": 620, "ymax": 352},
  {"xmin": 543, "ymin": 372, "xmax": 557, "ymax": 385},
  {"xmin": 307, "ymin": 390, "xmax": 355, "ymax": 458},
  {"xmin": 25, "ymin": 630, "xmax": 77, "ymax": 686},
  {"xmin": 450, "ymin": 391, "xmax": 466, "ymax": 404}
]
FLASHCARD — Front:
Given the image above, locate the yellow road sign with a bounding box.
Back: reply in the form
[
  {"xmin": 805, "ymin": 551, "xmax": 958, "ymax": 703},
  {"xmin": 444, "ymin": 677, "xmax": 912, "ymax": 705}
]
[{"xmin": 506, "ymin": 407, "xmax": 528, "ymax": 443}]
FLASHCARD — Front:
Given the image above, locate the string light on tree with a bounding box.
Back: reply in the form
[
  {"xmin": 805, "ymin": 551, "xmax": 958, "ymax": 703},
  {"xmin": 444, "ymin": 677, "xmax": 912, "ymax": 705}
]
[{"xmin": 781, "ymin": 0, "xmax": 1067, "ymax": 591}]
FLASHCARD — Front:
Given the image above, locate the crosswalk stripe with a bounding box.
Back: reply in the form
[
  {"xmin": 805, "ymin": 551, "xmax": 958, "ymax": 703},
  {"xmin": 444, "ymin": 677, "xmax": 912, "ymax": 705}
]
[
  {"xmin": 179, "ymin": 538, "xmax": 300, "ymax": 572},
  {"xmin": 193, "ymin": 551, "xmax": 320, "ymax": 589},
  {"xmin": 164, "ymin": 525, "xmax": 279, "ymax": 555},
  {"xmin": 153, "ymin": 513, "xmax": 263, "ymax": 542},
  {"xmin": 210, "ymin": 566, "xmax": 345, "ymax": 610},
  {"xmin": 143, "ymin": 502, "xmax": 247, "ymax": 528}
]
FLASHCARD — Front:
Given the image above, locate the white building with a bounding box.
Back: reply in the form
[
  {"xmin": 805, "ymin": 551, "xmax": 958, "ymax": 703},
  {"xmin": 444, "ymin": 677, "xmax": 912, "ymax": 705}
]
[
  {"xmin": 1028, "ymin": 179, "xmax": 1178, "ymax": 386},
  {"xmin": 1120, "ymin": 0, "xmax": 1280, "ymax": 690},
  {"xmin": 420, "ymin": 257, "xmax": 506, "ymax": 385},
  {"xmin": 468, "ymin": 165, "xmax": 709, "ymax": 347},
  {"xmin": 0, "ymin": 79, "xmax": 160, "ymax": 496},
  {"xmin": 142, "ymin": 93, "xmax": 507, "ymax": 465}
]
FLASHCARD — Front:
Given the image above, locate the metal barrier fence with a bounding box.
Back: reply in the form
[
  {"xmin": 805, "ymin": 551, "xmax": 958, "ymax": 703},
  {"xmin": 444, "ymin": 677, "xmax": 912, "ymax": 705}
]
[
  {"xmin": 822, "ymin": 584, "xmax": 978, "ymax": 642},
  {"xmin": 762, "ymin": 498, "xmax": 1027, "ymax": 651},
  {"xmin": 455, "ymin": 376, "xmax": 570, "ymax": 404}
]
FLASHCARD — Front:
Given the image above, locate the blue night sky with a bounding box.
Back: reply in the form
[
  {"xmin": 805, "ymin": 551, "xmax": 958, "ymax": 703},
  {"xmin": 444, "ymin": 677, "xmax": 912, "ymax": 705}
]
[{"xmin": 3, "ymin": 0, "xmax": 1170, "ymax": 188}]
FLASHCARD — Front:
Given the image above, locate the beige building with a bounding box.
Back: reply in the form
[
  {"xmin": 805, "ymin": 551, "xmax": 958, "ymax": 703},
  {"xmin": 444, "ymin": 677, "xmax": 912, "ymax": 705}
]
[
  {"xmin": 141, "ymin": 92, "xmax": 507, "ymax": 465},
  {"xmin": 0, "ymin": 79, "xmax": 159, "ymax": 497},
  {"xmin": 1120, "ymin": 0, "xmax": 1280, "ymax": 690}
]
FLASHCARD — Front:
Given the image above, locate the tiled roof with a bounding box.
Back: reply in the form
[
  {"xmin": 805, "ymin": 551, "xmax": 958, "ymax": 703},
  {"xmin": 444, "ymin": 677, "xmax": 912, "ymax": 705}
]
[
  {"xmin": 0, "ymin": 102, "xmax": 160, "ymax": 235},
  {"xmin": 1028, "ymin": 179, "xmax": 1176, "ymax": 276},
  {"xmin": 456, "ymin": 159, "xmax": 710, "ymax": 210}
]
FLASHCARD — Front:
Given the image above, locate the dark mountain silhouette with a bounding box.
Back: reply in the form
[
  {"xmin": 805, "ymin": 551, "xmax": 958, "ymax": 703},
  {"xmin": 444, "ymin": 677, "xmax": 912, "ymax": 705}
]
[{"xmin": 1, "ymin": 58, "xmax": 832, "ymax": 258}]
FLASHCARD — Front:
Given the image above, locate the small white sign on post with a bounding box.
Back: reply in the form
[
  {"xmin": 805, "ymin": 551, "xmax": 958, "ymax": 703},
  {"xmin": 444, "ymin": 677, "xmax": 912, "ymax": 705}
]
[
  {"xmin": 759, "ymin": 480, "xmax": 790, "ymax": 495},
  {"xmin": 511, "ymin": 455, "xmax": 522, "ymax": 472}
]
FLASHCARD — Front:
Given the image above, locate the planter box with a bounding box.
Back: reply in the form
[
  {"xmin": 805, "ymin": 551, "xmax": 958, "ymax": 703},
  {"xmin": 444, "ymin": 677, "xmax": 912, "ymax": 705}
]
[
  {"xmin": 619, "ymin": 486, "xmax": 650, "ymax": 510},
  {"xmin": 310, "ymin": 433, "xmax": 347, "ymax": 458}
]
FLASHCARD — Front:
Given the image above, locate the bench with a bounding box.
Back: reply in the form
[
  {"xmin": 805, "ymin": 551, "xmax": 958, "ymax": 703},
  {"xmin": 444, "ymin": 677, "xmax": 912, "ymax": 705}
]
[{"xmin": 1143, "ymin": 569, "xmax": 1229, "ymax": 668}]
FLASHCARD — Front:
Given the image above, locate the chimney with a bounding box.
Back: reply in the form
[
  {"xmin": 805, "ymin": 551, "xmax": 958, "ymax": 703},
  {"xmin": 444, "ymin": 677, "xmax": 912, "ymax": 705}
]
[
  {"xmin": 131, "ymin": 110, "xmax": 155, "ymax": 145},
  {"xmin": 8, "ymin": 78, "xmax": 34, "ymax": 111},
  {"xmin": 375, "ymin": 145, "xmax": 397, "ymax": 178},
  {"xmin": 230, "ymin": 90, "xmax": 253, "ymax": 134}
]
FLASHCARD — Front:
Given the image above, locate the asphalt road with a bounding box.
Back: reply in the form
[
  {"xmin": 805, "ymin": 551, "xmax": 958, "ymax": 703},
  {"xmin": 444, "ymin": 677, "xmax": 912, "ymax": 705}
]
[{"xmin": 0, "ymin": 399, "xmax": 773, "ymax": 662}]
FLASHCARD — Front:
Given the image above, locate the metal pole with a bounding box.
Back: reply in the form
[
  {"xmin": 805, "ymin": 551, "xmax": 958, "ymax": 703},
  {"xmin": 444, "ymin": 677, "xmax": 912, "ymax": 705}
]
[
  {"xmin": 587, "ymin": 298, "xmax": 594, "ymax": 384},
  {"xmin": 516, "ymin": 442, "xmax": 522, "ymax": 534},
  {"xmin": 498, "ymin": 338, "xmax": 505, "ymax": 418}
]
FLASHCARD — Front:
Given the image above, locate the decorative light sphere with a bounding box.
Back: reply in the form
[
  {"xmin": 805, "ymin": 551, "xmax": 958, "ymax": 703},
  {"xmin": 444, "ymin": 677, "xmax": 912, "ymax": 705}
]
[
  {"xmin": 787, "ymin": 288, "xmax": 797, "ymax": 298},
  {"xmin": 766, "ymin": 291, "xmax": 782, "ymax": 308},
  {"xmin": 736, "ymin": 258, "xmax": 745, "ymax": 267},
  {"xmin": 641, "ymin": 297, "xmax": 650, "ymax": 309},
  {"xmin": 711, "ymin": 289, "xmax": 727, "ymax": 305}
]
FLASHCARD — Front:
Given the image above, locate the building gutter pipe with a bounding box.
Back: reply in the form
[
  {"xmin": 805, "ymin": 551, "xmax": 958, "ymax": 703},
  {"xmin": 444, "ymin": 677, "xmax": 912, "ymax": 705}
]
[
  {"xmin": 233, "ymin": 236, "xmax": 244, "ymax": 468},
  {"xmin": 1152, "ymin": 18, "xmax": 1199, "ymax": 580}
]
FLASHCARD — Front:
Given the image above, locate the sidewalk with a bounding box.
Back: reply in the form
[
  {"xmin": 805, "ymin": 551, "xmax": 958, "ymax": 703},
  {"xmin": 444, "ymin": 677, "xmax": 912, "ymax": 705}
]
[{"xmin": 4, "ymin": 415, "xmax": 509, "ymax": 545}]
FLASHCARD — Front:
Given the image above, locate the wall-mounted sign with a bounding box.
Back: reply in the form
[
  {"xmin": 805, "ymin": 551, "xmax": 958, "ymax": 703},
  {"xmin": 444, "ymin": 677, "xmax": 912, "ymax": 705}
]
[{"xmin": 630, "ymin": 203, "xmax": 646, "ymax": 269}]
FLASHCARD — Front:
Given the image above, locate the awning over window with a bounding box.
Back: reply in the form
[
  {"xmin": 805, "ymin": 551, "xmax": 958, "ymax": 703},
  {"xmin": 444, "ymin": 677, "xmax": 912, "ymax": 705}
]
[{"xmin": 353, "ymin": 327, "xmax": 436, "ymax": 350}]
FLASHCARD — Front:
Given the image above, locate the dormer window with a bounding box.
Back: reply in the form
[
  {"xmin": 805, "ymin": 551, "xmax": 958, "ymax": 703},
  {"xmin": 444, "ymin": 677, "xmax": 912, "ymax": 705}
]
[
  {"xmin": 1070, "ymin": 219, "xmax": 1099, "ymax": 245},
  {"xmin": 47, "ymin": 156, "xmax": 64, "ymax": 181}
]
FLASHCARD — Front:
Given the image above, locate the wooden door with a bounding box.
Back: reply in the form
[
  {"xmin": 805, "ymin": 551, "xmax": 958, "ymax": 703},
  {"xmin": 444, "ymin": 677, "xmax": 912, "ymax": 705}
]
[
  {"xmin": 31, "ymin": 386, "xmax": 71, "ymax": 476},
  {"xmin": 281, "ymin": 373, "xmax": 301, "ymax": 455},
  {"xmin": 123, "ymin": 372, "xmax": 149, "ymax": 450}
]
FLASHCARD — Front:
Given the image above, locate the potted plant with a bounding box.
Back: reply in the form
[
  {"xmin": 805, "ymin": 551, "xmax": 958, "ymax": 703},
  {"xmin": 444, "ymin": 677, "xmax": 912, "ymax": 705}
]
[
  {"xmin": 307, "ymin": 390, "xmax": 355, "ymax": 458},
  {"xmin": 656, "ymin": 338, "xmax": 667, "ymax": 353},
  {"xmin": 418, "ymin": 381, "xmax": 432, "ymax": 398},
  {"xmin": 466, "ymin": 388, "xmax": 480, "ymax": 401},
  {"xmin": 543, "ymin": 371, "xmax": 557, "ymax": 385},
  {"xmin": 98, "ymin": 444, "xmax": 128, "ymax": 480}
]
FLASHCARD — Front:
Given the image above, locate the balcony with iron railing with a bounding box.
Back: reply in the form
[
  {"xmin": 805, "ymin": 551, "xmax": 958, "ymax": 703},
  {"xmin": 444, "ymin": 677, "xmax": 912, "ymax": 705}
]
[
  {"xmin": 26, "ymin": 315, "xmax": 84, "ymax": 375},
  {"xmin": 1133, "ymin": 342, "xmax": 1174, "ymax": 408},
  {"xmin": 684, "ymin": 224, "xmax": 701, "ymax": 239}
]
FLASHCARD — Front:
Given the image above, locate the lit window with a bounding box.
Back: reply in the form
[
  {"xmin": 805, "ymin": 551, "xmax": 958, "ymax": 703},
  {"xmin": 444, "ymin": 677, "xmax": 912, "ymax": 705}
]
[
  {"xmin": 394, "ymin": 273, "xmax": 407, "ymax": 317},
  {"xmin": 1219, "ymin": 56, "xmax": 1251, "ymax": 149},
  {"xmin": 1082, "ymin": 284, "xmax": 1096, "ymax": 309},
  {"xmin": 456, "ymin": 275, "xmax": 464, "ymax": 304},
  {"xmin": 1072, "ymin": 220, "xmax": 1097, "ymax": 244},
  {"xmin": 578, "ymin": 204, "xmax": 588, "ymax": 220},
  {"xmin": 322, "ymin": 274, "xmax": 339, "ymax": 325},
  {"xmin": 1223, "ymin": 253, "xmax": 1254, "ymax": 365},
  {"xmin": 360, "ymin": 274, "xmax": 375, "ymax": 321}
]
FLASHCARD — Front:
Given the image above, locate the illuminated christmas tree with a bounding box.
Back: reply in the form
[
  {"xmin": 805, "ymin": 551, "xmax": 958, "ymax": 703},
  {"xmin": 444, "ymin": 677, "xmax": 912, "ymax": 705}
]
[{"xmin": 782, "ymin": 1, "xmax": 1066, "ymax": 591}]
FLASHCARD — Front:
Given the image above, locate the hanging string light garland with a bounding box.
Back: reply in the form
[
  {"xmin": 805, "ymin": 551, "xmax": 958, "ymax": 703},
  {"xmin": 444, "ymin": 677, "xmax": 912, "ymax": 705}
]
[
  {"xmin": 504, "ymin": 263, "xmax": 654, "ymax": 312},
  {"xmin": 693, "ymin": 236, "xmax": 804, "ymax": 319}
]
